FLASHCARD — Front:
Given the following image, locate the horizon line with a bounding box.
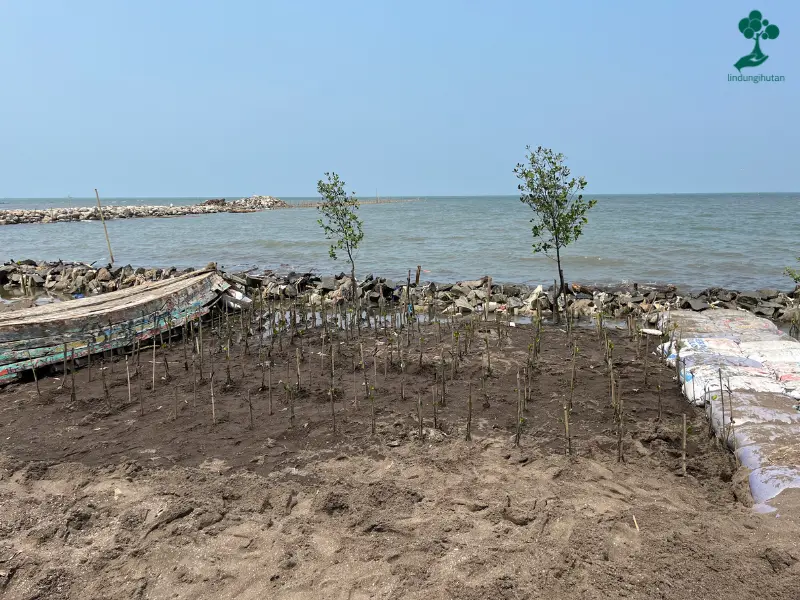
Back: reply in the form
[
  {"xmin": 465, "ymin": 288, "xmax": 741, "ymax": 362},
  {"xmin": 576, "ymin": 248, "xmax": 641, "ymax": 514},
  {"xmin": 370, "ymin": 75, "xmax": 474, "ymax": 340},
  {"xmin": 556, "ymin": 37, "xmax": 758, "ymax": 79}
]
[{"xmin": 2, "ymin": 191, "xmax": 798, "ymax": 200}]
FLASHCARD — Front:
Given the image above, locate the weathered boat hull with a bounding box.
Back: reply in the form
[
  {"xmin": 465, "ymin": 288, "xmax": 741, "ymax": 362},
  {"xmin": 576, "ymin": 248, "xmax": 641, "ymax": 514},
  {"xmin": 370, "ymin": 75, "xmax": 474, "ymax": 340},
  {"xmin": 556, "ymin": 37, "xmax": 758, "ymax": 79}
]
[{"xmin": 0, "ymin": 269, "xmax": 230, "ymax": 383}]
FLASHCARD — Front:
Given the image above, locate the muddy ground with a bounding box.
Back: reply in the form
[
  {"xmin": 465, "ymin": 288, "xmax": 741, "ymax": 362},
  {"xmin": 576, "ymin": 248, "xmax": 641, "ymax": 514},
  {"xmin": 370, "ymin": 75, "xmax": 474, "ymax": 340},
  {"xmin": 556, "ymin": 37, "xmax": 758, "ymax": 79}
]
[{"xmin": 1, "ymin": 312, "xmax": 799, "ymax": 599}]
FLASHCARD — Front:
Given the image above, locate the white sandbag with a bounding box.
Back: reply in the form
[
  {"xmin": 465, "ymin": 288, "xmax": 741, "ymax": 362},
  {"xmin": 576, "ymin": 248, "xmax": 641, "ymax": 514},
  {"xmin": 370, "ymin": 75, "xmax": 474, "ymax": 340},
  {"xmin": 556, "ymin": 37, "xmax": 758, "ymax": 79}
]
[
  {"xmin": 740, "ymin": 340, "xmax": 800, "ymax": 354},
  {"xmin": 749, "ymin": 348, "xmax": 800, "ymax": 365},
  {"xmin": 749, "ymin": 466, "xmax": 800, "ymax": 508},
  {"xmin": 679, "ymin": 337, "xmax": 742, "ymax": 354}
]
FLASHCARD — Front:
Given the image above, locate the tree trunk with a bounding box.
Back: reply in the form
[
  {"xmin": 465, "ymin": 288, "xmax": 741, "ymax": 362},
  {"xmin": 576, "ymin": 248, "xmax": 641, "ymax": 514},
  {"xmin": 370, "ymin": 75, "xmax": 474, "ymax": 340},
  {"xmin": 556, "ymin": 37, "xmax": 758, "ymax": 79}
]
[
  {"xmin": 555, "ymin": 245, "xmax": 566, "ymax": 327},
  {"xmin": 351, "ymin": 263, "xmax": 361, "ymax": 337}
]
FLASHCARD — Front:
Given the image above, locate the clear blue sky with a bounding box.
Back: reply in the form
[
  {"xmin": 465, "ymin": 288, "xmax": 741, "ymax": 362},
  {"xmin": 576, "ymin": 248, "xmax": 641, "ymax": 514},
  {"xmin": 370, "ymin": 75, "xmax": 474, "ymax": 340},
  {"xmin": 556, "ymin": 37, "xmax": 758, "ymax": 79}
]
[{"xmin": 1, "ymin": 1, "xmax": 797, "ymax": 197}]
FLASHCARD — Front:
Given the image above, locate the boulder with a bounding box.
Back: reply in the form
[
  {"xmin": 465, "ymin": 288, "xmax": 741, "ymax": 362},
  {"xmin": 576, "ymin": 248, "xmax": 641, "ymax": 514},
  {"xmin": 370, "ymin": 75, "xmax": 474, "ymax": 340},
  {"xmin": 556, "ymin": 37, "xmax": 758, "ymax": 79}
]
[
  {"xmin": 754, "ymin": 306, "xmax": 775, "ymax": 318},
  {"xmin": 779, "ymin": 307, "xmax": 800, "ymax": 323},
  {"xmin": 736, "ymin": 292, "xmax": 761, "ymax": 307},
  {"xmin": 681, "ymin": 298, "xmax": 709, "ymax": 311},
  {"xmin": 318, "ymin": 276, "xmax": 336, "ymax": 291},
  {"xmin": 758, "ymin": 289, "xmax": 780, "ymax": 300},
  {"xmin": 451, "ymin": 285, "xmax": 471, "ymax": 297},
  {"xmin": 569, "ymin": 299, "xmax": 594, "ymax": 318},
  {"xmin": 467, "ymin": 289, "xmax": 487, "ymax": 302},
  {"xmin": 454, "ymin": 297, "xmax": 473, "ymax": 313},
  {"xmin": 95, "ymin": 267, "xmax": 112, "ymax": 282}
]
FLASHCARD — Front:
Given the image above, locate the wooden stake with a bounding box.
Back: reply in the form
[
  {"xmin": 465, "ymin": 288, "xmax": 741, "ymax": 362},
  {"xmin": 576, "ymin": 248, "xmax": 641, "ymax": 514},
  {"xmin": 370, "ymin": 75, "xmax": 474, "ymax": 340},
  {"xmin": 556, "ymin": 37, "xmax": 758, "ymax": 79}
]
[
  {"xmin": 27, "ymin": 351, "xmax": 41, "ymax": 400},
  {"xmin": 151, "ymin": 339, "xmax": 156, "ymax": 391},
  {"xmin": 268, "ymin": 361, "xmax": 273, "ymax": 415},
  {"xmin": 564, "ymin": 404, "xmax": 571, "ymax": 455},
  {"xmin": 192, "ymin": 354, "xmax": 197, "ymax": 409},
  {"xmin": 248, "ymin": 389, "xmax": 253, "ymax": 430},
  {"xmin": 210, "ymin": 374, "xmax": 216, "ymax": 426},
  {"xmin": 433, "ymin": 386, "xmax": 438, "ymax": 429},
  {"xmin": 126, "ymin": 356, "xmax": 132, "ymax": 407},
  {"xmin": 657, "ymin": 383, "xmax": 662, "ymax": 422},
  {"xmin": 94, "ymin": 188, "xmax": 115, "ymax": 264},
  {"xmin": 681, "ymin": 413, "xmax": 687, "ymax": 476},
  {"xmin": 173, "ymin": 386, "xmax": 178, "ymax": 421},
  {"xmin": 69, "ymin": 349, "xmax": 76, "ymax": 403},
  {"xmin": 417, "ymin": 393, "xmax": 423, "ymax": 440},
  {"xmin": 296, "ymin": 348, "xmax": 301, "ymax": 390},
  {"xmin": 514, "ymin": 384, "xmax": 522, "ymax": 447},
  {"xmin": 329, "ymin": 351, "xmax": 336, "ymax": 433},
  {"xmin": 466, "ymin": 381, "xmax": 472, "ymax": 441},
  {"xmin": 101, "ymin": 360, "xmax": 110, "ymax": 410}
]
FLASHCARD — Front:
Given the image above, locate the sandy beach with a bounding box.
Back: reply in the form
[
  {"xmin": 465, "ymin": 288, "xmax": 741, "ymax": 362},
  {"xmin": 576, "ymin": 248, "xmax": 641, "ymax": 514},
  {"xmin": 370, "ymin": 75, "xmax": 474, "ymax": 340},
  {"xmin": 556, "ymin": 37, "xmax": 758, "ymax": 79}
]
[{"xmin": 2, "ymin": 308, "xmax": 800, "ymax": 599}]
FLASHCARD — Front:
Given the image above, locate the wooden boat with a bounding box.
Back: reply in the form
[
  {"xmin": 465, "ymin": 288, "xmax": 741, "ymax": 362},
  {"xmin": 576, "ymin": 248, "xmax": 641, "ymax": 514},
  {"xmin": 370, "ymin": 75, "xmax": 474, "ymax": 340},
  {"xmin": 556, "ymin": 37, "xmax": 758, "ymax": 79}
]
[{"xmin": 0, "ymin": 269, "xmax": 230, "ymax": 384}]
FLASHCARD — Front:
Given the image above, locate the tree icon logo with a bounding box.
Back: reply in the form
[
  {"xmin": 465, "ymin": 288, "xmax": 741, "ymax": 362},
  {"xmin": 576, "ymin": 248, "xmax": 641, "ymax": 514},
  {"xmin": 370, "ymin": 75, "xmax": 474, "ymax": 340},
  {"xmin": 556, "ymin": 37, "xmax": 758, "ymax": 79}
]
[{"xmin": 735, "ymin": 10, "xmax": 780, "ymax": 72}]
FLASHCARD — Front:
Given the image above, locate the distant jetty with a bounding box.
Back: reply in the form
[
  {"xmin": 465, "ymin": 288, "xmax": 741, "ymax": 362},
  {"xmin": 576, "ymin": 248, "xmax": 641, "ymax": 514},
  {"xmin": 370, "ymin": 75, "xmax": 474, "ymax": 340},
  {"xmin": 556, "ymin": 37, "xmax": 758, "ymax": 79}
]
[
  {"xmin": 0, "ymin": 195, "xmax": 425, "ymax": 226},
  {"xmin": 0, "ymin": 195, "xmax": 288, "ymax": 226}
]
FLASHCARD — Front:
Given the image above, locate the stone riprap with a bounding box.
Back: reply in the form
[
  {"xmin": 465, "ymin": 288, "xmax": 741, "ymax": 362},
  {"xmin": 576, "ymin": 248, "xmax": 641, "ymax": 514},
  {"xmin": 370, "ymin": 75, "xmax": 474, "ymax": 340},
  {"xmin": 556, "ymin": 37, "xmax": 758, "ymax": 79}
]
[
  {"xmin": 2, "ymin": 261, "xmax": 799, "ymax": 322},
  {"xmin": 0, "ymin": 196, "xmax": 288, "ymax": 226}
]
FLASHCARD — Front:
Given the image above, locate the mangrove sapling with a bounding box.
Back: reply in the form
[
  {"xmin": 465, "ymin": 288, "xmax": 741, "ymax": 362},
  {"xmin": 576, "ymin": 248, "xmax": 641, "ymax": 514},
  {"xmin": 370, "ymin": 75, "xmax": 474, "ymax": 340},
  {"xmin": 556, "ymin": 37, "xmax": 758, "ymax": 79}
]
[
  {"xmin": 432, "ymin": 386, "xmax": 438, "ymax": 429},
  {"xmin": 616, "ymin": 379, "xmax": 625, "ymax": 463},
  {"xmin": 514, "ymin": 385, "xmax": 523, "ymax": 447},
  {"xmin": 400, "ymin": 347, "xmax": 406, "ymax": 402},
  {"xmin": 26, "ymin": 351, "xmax": 41, "ymax": 400},
  {"xmin": 681, "ymin": 413, "xmax": 687, "ymax": 476},
  {"xmin": 440, "ymin": 357, "xmax": 447, "ymax": 407},
  {"xmin": 563, "ymin": 404, "xmax": 572, "ymax": 456},
  {"xmin": 198, "ymin": 320, "xmax": 205, "ymax": 382},
  {"xmin": 138, "ymin": 360, "xmax": 144, "ymax": 416},
  {"xmin": 718, "ymin": 368, "xmax": 726, "ymax": 445},
  {"xmin": 289, "ymin": 384, "xmax": 296, "ymax": 428},
  {"xmin": 60, "ymin": 343, "xmax": 68, "ymax": 391},
  {"xmin": 417, "ymin": 393, "xmax": 424, "ymax": 440},
  {"xmin": 126, "ymin": 356, "xmax": 132, "ymax": 408},
  {"xmin": 466, "ymin": 381, "xmax": 473, "ymax": 441},
  {"xmin": 360, "ymin": 343, "xmax": 370, "ymax": 405},
  {"xmin": 569, "ymin": 344, "xmax": 578, "ymax": 412},
  {"xmin": 296, "ymin": 348, "xmax": 302, "ymax": 391},
  {"xmin": 151, "ymin": 340, "xmax": 157, "ymax": 391},
  {"xmin": 657, "ymin": 383, "xmax": 662, "ymax": 422},
  {"xmin": 268, "ymin": 360, "xmax": 274, "ymax": 416},
  {"xmin": 101, "ymin": 360, "xmax": 111, "ymax": 410},
  {"xmin": 329, "ymin": 351, "xmax": 336, "ymax": 433},
  {"xmin": 369, "ymin": 382, "xmax": 376, "ymax": 435},
  {"xmin": 162, "ymin": 347, "xmax": 171, "ymax": 382},
  {"xmin": 192, "ymin": 354, "xmax": 197, "ymax": 409},
  {"xmin": 210, "ymin": 374, "xmax": 216, "ymax": 426},
  {"xmin": 516, "ymin": 370, "xmax": 521, "ymax": 419},
  {"xmin": 247, "ymin": 389, "xmax": 254, "ymax": 430},
  {"xmin": 69, "ymin": 349, "xmax": 76, "ymax": 404}
]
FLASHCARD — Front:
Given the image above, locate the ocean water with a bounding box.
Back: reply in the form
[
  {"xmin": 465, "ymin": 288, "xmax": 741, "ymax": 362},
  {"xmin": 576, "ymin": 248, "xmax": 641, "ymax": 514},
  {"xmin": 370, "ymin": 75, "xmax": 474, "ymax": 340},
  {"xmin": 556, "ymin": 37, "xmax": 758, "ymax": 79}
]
[{"xmin": 1, "ymin": 194, "xmax": 798, "ymax": 292}]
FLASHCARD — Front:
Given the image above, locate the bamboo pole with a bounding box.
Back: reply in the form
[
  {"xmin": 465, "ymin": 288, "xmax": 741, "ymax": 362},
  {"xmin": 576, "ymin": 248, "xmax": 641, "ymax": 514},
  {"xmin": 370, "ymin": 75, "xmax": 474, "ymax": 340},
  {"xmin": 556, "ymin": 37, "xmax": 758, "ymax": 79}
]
[
  {"xmin": 94, "ymin": 189, "xmax": 115, "ymax": 264},
  {"xmin": 681, "ymin": 413, "xmax": 687, "ymax": 476},
  {"xmin": 126, "ymin": 357, "xmax": 132, "ymax": 407},
  {"xmin": 466, "ymin": 381, "xmax": 472, "ymax": 441}
]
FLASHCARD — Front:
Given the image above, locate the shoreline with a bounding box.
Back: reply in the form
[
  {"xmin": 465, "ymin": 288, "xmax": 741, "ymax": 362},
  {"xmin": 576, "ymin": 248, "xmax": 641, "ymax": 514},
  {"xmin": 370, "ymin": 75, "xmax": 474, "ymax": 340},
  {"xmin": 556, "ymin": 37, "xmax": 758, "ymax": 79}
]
[{"xmin": 2, "ymin": 259, "xmax": 799, "ymax": 324}]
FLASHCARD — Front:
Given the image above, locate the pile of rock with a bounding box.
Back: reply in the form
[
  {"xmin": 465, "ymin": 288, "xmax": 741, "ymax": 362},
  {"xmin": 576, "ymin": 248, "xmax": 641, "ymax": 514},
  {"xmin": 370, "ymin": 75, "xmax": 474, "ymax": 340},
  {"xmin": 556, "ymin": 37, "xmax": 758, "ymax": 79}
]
[
  {"xmin": 0, "ymin": 196, "xmax": 289, "ymax": 226},
  {"xmin": 4, "ymin": 260, "xmax": 799, "ymax": 324},
  {"xmin": 0, "ymin": 260, "xmax": 191, "ymax": 296},
  {"xmin": 242, "ymin": 271, "xmax": 800, "ymax": 324},
  {"xmin": 230, "ymin": 195, "xmax": 287, "ymax": 210}
]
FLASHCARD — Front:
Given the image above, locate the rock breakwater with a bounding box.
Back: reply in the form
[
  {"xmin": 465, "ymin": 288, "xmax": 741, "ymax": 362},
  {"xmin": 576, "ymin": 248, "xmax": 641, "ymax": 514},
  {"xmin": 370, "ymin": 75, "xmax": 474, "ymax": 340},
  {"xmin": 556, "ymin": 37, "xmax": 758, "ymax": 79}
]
[
  {"xmin": 5, "ymin": 260, "xmax": 797, "ymax": 323},
  {"xmin": 0, "ymin": 195, "xmax": 288, "ymax": 226}
]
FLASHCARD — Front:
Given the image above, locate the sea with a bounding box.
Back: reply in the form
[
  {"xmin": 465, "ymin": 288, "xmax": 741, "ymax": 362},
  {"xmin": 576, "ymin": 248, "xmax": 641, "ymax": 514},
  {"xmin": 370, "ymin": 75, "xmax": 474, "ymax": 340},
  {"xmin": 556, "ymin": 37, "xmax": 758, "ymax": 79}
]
[{"xmin": 1, "ymin": 194, "xmax": 798, "ymax": 292}]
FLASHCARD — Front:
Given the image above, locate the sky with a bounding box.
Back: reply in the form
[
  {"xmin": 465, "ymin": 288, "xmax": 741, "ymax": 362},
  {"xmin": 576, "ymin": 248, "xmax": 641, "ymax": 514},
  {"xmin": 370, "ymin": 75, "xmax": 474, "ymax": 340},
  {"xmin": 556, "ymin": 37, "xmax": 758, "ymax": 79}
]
[{"xmin": 0, "ymin": 1, "xmax": 797, "ymax": 197}]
